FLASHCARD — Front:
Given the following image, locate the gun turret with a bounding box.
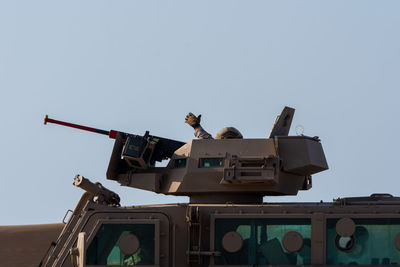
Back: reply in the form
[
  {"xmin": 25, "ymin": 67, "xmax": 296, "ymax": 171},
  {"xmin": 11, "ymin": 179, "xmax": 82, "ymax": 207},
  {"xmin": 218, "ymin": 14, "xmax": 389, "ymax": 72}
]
[
  {"xmin": 46, "ymin": 107, "xmax": 329, "ymax": 204},
  {"xmin": 73, "ymin": 175, "xmax": 120, "ymax": 206}
]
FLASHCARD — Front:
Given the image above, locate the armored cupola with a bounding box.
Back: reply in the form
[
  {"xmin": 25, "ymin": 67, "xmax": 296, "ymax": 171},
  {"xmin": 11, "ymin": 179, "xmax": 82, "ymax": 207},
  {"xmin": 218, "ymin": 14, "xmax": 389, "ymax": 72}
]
[
  {"xmin": 44, "ymin": 107, "xmax": 328, "ymax": 204},
  {"xmin": 105, "ymin": 107, "xmax": 328, "ymax": 204}
]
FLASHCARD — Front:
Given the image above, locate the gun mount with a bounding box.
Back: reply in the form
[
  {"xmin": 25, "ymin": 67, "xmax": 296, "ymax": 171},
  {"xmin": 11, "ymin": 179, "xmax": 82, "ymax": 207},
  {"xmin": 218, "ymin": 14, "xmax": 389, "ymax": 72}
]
[{"xmin": 45, "ymin": 107, "xmax": 328, "ymax": 204}]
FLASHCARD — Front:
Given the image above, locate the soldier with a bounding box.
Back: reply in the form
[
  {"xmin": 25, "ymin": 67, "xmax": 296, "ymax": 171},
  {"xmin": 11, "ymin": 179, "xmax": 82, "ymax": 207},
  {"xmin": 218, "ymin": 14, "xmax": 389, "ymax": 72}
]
[{"xmin": 185, "ymin": 113, "xmax": 243, "ymax": 139}]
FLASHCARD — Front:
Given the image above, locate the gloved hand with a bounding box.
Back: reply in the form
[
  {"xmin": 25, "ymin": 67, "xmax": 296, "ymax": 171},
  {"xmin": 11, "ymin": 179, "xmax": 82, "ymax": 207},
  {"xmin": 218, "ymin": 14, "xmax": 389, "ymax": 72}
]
[{"xmin": 185, "ymin": 113, "xmax": 201, "ymax": 128}]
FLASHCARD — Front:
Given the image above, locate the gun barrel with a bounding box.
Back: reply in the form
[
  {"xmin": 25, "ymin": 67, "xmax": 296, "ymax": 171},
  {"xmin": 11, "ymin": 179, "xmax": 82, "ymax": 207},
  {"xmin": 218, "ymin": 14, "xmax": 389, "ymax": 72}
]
[
  {"xmin": 73, "ymin": 175, "xmax": 120, "ymax": 206},
  {"xmin": 44, "ymin": 115, "xmax": 119, "ymax": 139},
  {"xmin": 73, "ymin": 175, "xmax": 102, "ymax": 195}
]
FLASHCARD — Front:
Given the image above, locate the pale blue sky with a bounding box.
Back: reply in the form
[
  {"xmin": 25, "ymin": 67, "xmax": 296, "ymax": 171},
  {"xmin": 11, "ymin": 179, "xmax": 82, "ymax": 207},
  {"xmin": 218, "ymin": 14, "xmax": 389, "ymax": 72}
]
[{"xmin": 1, "ymin": 1, "xmax": 399, "ymax": 225}]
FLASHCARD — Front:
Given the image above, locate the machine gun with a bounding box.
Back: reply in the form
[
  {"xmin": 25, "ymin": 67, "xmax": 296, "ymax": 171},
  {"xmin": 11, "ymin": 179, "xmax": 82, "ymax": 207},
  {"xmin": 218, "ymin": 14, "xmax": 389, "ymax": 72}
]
[{"xmin": 44, "ymin": 115, "xmax": 185, "ymax": 170}]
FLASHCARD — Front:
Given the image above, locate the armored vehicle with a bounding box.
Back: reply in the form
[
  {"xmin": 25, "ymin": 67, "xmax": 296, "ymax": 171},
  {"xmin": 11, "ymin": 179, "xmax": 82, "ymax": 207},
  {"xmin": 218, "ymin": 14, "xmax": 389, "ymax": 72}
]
[{"xmin": 16, "ymin": 107, "xmax": 400, "ymax": 266}]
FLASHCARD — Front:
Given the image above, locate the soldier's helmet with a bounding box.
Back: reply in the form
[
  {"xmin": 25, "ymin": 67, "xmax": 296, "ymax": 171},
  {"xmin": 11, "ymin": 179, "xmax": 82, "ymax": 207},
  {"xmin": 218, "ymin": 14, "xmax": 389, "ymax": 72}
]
[{"xmin": 215, "ymin": 127, "xmax": 243, "ymax": 139}]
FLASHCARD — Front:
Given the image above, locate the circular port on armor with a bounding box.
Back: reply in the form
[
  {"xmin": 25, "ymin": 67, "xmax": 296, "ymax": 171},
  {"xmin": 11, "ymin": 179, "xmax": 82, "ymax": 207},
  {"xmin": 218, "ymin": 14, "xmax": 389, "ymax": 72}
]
[
  {"xmin": 282, "ymin": 231, "xmax": 304, "ymax": 253},
  {"xmin": 335, "ymin": 235, "xmax": 355, "ymax": 252},
  {"xmin": 336, "ymin": 218, "xmax": 355, "ymax": 237},
  {"xmin": 222, "ymin": 231, "xmax": 243, "ymax": 253},
  {"xmin": 118, "ymin": 234, "xmax": 140, "ymax": 256}
]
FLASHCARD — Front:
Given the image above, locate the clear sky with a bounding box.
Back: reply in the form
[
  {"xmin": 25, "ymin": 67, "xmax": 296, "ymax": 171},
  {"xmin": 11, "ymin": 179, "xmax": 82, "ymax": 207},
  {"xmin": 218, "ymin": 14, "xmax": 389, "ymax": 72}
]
[{"xmin": 1, "ymin": 1, "xmax": 399, "ymax": 225}]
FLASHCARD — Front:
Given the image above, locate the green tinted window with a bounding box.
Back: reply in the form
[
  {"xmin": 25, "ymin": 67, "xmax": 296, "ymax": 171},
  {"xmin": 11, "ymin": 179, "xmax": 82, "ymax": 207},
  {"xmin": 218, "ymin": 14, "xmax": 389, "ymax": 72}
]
[
  {"xmin": 86, "ymin": 224, "xmax": 155, "ymax": 266},
  {"xmin": 215, "ymin": 218, "xmax": 311, "ymax": 265},
  {"xmin": 174, "ymin": 158, "xmax": 187, "ymax": 168},
  {"xmin": 200, "ymin": 158, "xmax": 223, "ymax": 168},
  {"xmin": 326, "ymin": 218, "xmax": 400, "ymax": 265}
]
